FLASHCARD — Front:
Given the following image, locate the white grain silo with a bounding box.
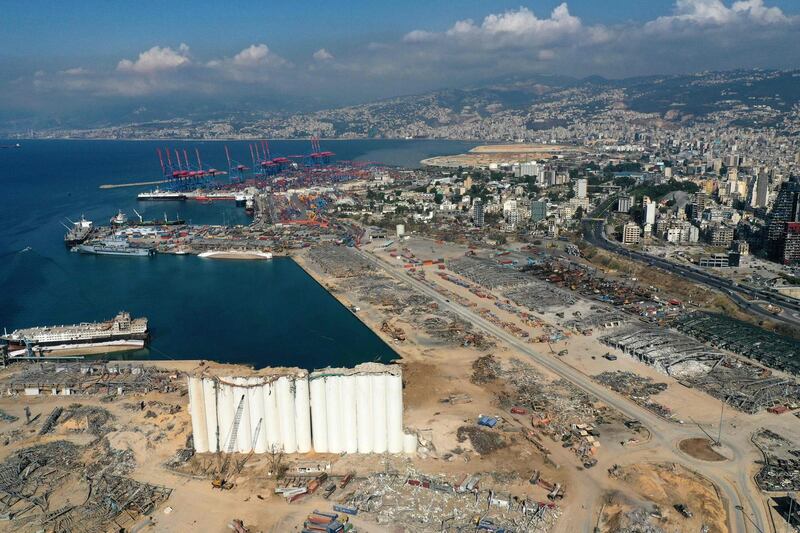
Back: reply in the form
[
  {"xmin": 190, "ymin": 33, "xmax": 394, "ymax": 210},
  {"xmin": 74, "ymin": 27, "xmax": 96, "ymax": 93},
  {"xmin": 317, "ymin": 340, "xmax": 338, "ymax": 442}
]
[
  {"xmin": 217, "ymin": 379, "xmax": 235, "ymax": 452},
  {"xmin": 371, "ymin": 373, "xmax": 388, "ymax": 453},
  {"xmin": 387, "ymin": 372, "xmax": 404, "ymax": 453},
  {"xmin": 276, "ymin": 376, "xmax": 297, "ymax": 453},
  {"xmin": 248, "ymin": 380, "xmax": 267, "ymax": 453},
  {"xmin": 340, "ymin": 375, "xmax": 358, "ymax": 453},
  {"xmin": 325, "ymin": 376, "xmax": 343, "ymax": 453},
  {"xmin": 263, "ymin": 380, "xmax": 281, "ymax": 451},
  {"xmin": 403, "ymin": 433, "xmax": 418, "ymax": 454},
  {"xmin": 188, "ymin": 377, "xmax": 209, "ymax": 453},
  {"xmin": 355, "ymin": 374, "xmax": 373, "ymax": 453},
  {"xmin": 294, "ymin": 375, "xmax": 312, "ymax": 453},
  {"xmin": 309, "ymin": 376, "xmax": 328, "ymax": 453},
  {"xmin": 232, "ymin": 378, "xmax": 252, "ymax": 453},
  {"xmin": 201, "ymin": 378, "xmax": 220, "ymax": 452}
]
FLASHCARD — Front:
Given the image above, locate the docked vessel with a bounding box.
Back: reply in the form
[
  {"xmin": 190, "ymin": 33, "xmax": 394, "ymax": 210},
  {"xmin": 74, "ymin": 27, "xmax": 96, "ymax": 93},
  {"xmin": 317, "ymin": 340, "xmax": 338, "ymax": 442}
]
[
  {"xmin": 198, "ymin": 249, "xmax": 273, "ymax": 260},
  {"xmin": 110, "ymin": 210, "xmax": 128, "ymax": 226},
  {"xmin": 137, "ymin": 188, "xmax": 187, "ymax": 201},
  {"xmin": 1, "ymin": 311, "xmax": 148, "ymax": 357},
  {"xmin": 131, "ymin": 209, "xmax": 185, "ymax": 226},
  {"xmin": 76, "ymin": 238, "xmax": 155, "ymax": 256},
  {"xmin": 235, "ymin": 194, "xmax": 246, "ymax": 206},
  {"xmin": 62, "ymin": 215, "xmax": 94, "ymax": 246}
]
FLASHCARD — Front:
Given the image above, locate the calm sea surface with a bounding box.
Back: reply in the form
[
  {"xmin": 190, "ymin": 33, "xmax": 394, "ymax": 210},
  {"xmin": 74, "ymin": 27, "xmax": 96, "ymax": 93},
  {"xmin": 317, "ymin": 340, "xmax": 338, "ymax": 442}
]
[{"xmin": 0, "ymin": 139, "xmax": 475, "ymax": 367}]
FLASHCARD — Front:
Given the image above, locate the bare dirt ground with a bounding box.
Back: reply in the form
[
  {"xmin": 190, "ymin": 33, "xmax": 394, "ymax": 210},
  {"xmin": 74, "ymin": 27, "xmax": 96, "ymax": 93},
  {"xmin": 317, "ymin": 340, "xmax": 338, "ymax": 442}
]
[
  {"xmin": 679, "ymin": 438, "xmax": 729, "ymax": 462},
  {"xmin": 602, "ymin": 463, "xmax": 728, "ymax": 533}
]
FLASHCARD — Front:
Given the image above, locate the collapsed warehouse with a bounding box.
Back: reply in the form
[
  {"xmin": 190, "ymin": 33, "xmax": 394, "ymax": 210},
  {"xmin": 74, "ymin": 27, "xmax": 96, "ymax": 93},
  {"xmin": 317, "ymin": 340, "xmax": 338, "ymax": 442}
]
[
  {"xmin": 447, "ymin": 256, "xmax": 578, "ymax": 314},
  {"xmin": 601, "ymin": 326, "xmax": 800, "ymax": 413},
  {"xmin": 187, "ymin": 363, "xmax": 417, "ymax": 455},
  {"xmin": 3, "ymin": 362, "xmax": 180, "ymax": 397},
  {"xmin": 674, "ymin": 312, "xmax": 800, "ymax": 376}
]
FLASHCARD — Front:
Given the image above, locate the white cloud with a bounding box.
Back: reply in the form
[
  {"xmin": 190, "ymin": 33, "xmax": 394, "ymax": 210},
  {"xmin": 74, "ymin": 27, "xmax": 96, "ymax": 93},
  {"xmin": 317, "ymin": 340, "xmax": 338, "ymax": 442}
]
[
  {"xmin": 647, "ymin": 0, "xmax": 789, "ymax": 30},
  {"xmin": 442, "ymin": 4, "xmax": 585, "ymax": 45},
  {"xmin": 117, "ymin": 44, "xmax": 191, "ymax": 73},
  {"xmin": 206, "ymin": 44, "xmax": 286, "ymax": 71},
  {"xmin": 61, "ymin": 67, "xmax": 88, "ymax": 76},
  {"xmin": 313, "ymin": 48, "xmax": 334, "ymax": 61},
  {"xmin": 233, "ymin": 44, "xmax": 270, "ymax": 66}
]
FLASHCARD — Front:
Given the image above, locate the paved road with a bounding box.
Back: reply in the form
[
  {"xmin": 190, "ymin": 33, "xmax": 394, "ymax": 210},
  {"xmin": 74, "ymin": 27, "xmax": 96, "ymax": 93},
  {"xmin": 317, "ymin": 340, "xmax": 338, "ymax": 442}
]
[
  {"xmin": 581, "ymin": 202, "xmax": 800, "ymax": 329},
  {"xmin": 357, "ymin": 248, "xmax": 769, "ymax": 533}
]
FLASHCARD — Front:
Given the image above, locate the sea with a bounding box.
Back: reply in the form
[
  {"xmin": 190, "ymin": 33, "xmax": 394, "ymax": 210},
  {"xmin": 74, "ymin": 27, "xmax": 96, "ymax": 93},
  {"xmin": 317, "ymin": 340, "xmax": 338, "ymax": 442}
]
[{"xmin": 0, "ymin": 139, "xmax": 476, "ymax": 368}]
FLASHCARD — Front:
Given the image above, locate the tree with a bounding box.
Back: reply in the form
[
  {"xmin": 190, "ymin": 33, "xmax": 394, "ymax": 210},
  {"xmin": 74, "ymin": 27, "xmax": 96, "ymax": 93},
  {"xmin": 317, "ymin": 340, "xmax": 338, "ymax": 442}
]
[{"xmin": 267, "ymin": 445, "xmax": 287, "ymax": 479}]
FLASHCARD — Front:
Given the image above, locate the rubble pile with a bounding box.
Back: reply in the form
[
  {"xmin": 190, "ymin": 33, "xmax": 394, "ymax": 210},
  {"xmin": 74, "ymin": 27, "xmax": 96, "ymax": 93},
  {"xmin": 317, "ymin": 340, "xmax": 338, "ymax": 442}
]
[
  {"xmin": 3, "ymin": 362, "xmax": 182, "ymax": 396},
  {"xmin": 307, "ymin": 244, "xmax": 374, "ymax": 278},
  {"xmin": 601, "ymin": 326, "xmax": 800, "ymax": 413},
  {"xmin": 0, "ymin": 438, "xmax": 170, "ymax": 533},
  {"xmin": 594, "ymin": 371, "xmax": 674, "ymax": 420},
  {"xmin": 343, "ymin": 469, "xmax": 560, "ymax": 532}
]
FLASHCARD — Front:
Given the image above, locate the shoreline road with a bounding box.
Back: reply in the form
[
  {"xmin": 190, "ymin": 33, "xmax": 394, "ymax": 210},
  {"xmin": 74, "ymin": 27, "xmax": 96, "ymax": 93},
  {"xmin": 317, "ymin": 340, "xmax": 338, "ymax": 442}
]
[{"xmin": 357, "ymin": 248, "xmax": 769, "ymax": 533}]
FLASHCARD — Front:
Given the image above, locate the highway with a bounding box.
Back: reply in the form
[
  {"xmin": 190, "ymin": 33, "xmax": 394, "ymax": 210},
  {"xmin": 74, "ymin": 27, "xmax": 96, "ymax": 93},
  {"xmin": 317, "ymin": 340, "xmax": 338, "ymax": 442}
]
[
  {"xmin": 357, "ymin": 247, "xmax": 769, "ymax": 533},
  {"xmin": 581, "ymin": 200, "xmax": 800, "ymax": 329}
]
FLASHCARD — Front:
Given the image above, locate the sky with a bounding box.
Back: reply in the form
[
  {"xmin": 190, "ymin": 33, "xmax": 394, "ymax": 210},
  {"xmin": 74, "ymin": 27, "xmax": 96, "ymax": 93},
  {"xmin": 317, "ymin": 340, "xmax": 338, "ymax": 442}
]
[{"xmin": 1, "ymin": 0, "xmax": 799, "ymax": 128}]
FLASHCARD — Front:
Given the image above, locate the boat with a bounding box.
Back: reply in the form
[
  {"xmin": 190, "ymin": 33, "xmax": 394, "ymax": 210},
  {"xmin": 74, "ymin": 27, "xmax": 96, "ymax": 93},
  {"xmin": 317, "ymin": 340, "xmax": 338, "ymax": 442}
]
[
  {"xmin": 110, "ymin": 210, "xmax": 128, "ymax": 226},
  {"xmin": 62, "ymin": 215, "xmax": 94, "ymax": 246},
  {"xmin": 76, "ymin": 238, "xmax": 155, "ymax": 256},
  {"xmin": 235, "ymin": 194, "xmax": 246, "ymax": 206},
  {"xmin": 1, "ymin": 311, "xmax": 148, "ymax": 357},
  {"xmin": 131, "ymin": 209, "xmax": 185, "ymax": 226},
  {"xmin": 137, "ymin": 188, "xmax": 187, "ymax": 201},
  {"xmin": 197, "ymin": 250, "xmax": 273, "ymax": 260}
]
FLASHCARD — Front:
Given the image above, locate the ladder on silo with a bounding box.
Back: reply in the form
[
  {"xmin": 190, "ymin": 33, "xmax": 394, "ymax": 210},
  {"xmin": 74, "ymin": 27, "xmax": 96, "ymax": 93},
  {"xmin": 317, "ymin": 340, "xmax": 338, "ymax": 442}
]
[
  {"xmin": 213, "ymin": 394, "xmax": 245, "ymax": 490},
  {"xmin": 225, "ymin": 395, "xmax": 246, "ymax": 455}
]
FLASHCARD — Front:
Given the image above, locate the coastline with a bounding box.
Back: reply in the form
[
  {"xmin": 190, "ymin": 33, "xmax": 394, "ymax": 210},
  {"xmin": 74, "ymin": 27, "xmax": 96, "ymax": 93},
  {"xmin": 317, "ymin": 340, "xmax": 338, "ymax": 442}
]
[{"xmin": 3, "ymin": 136, "xmax": 485, "ymax": 143}]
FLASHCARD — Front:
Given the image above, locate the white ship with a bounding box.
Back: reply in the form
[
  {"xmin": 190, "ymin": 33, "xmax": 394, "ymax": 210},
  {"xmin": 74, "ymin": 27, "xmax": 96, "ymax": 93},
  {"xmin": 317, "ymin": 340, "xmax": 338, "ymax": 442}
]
[
  {"xmin": 2, "ymin": 312, "xmax": 148, "ymax": 356},
  {"xmin": 137, "ymin": 188, "xmax": 187, "ymax": 201},
  {"xmin": 197, "ymin": 250, "xmax": 273, "ymax": 260}
]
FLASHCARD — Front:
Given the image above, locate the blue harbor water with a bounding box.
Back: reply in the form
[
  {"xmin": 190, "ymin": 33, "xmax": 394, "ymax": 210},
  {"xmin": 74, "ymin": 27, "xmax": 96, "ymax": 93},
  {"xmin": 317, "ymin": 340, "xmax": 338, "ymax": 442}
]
[{"xmin": 0, "ymin": 139, "xmax": 476, "ymax": 368}]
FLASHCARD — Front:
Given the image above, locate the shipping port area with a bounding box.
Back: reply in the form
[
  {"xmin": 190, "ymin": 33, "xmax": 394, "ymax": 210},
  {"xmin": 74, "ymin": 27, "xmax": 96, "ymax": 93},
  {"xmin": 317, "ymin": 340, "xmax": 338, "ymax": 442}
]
[{"xmin": 4, "ymin": 140, "xmax": 799, "ymax": 533}]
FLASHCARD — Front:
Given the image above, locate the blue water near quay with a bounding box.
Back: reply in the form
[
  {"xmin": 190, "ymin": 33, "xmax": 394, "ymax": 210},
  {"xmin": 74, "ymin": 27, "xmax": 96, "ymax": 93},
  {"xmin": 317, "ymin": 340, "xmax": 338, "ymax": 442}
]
[{"xmin": 0, "ymin": 139, "xmax": 476, "ymax": 368}]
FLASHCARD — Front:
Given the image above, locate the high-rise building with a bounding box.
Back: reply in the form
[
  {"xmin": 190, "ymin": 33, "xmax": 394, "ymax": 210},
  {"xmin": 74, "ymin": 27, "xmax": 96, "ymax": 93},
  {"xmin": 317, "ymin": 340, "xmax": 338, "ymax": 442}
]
[
  {"xmin": 784, "ymin": 223, "xmax": 800, "ymax": 265},
  {"xmin": 643, "ymin": 196, "xmax": 656, "ymax": 226},
  {"xmin": 617, "ymin": 196, "xmax": 633, "ymax": 213},
  {"xmin": 754, "ymin": 172, "xmax": 768, "ymax": 209},
  {"xmin": 622, "ymin": 222, "xmax": 641, "ymax": 245},
  {"xmin": 766, "ymin": 177, "xmax": 800, "ymax": 261},
  {"xmin": 530, "ymin": 201, "xmax": 547, "ymax": 222},
  {"xmin": 517, "ymin": 161, "xmax": 539, "ymax": 178},
  {"xmin": 472, "ymin": 199, "xmax": 485, "ymax": 227},
  {"xmin": 696, "ymin": 191, "xmax": 707, "ymax": 212},
  {"xmin": 576, "ymin": 178, "xmax": 588, "ymax": 199}
]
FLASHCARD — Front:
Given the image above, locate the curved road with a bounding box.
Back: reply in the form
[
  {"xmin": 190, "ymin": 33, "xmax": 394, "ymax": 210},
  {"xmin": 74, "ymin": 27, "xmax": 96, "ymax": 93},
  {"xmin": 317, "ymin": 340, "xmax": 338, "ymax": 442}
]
[
  {"xmin": 357, "ymin": 248, "xmax": 768, "ymax": 533},
  {"xmin": 581, "ymin": 200, "xmax": 800, "ymax": 329}
]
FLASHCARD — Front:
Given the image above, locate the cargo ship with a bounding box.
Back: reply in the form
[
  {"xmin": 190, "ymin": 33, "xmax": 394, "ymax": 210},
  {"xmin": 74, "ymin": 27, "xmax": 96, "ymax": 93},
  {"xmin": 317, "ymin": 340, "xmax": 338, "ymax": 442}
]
[
  {"xmin": 62, "ymin": 215, "xmax": 94, "ymax": 246},
  {"xmin": 131, "ymin": 209, "xmax": 185, "ymax": 226},
  {"xmin": 1, "ymin": 311, "xmax": 148, "ymax": 357},
  {"xmin": 137, "ymin": 188, "xmax": 187, "ymax": 201},
  {"xmin": 75, "ymin": 238, "xmax": 155, "ymax": 257},
  {"xmin": 198, "ymin": 250, "xmax": 273, "ymax": 260}
]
